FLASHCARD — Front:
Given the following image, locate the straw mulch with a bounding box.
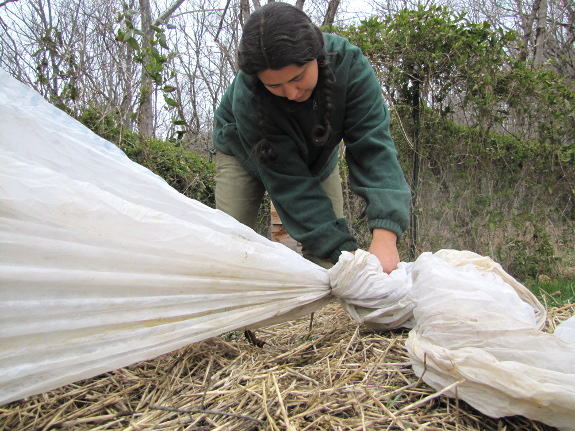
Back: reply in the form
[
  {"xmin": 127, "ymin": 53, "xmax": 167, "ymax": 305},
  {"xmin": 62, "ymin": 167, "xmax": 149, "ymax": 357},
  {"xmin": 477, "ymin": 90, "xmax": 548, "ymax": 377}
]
[{"xmin": 2, "ymin": 301, "xmax": 573, "ymax": 431}]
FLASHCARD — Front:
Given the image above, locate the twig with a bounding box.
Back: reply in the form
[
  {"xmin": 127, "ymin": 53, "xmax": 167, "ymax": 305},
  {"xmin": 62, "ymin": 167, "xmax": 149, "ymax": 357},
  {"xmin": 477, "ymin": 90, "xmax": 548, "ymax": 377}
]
[
  {"xmin": 154, "ymin": 0, "xmax": 186, "ymax": 24},
  {"xmin": 214, "ymin": 0, "xmax": 231, "ymax": 41},
  {"xmin": 245, "ymin": 329, "xmax": 266, "ymax": 347},
  {"xmin": 271, "ymin": 373, "xmax": 295, "ymax": 431},
  {"xmin": 415, "ymin": 351, "xmax": 428, "ymax": 387},
  {"xmin": 394, "ymin": 379, "xmax": 465, "ymax": 416},
  {"xmin": 262, "ymin": 380, "xmax": 281, "ymax": 431},
  {"xmin": 46, "ymin": 412, "xmax": 134, "ymax": 429},
  {"xmin": 308, "ymin": 312, "xmax": 315, "ymax": 334},
  {"xmin": 148, "ymin": 404, "xmax": 264, "ymax": 426},
  {"xmin": 554, "ymin": 303, "xmax": 575, "ymax": 313},
  {"xmin": 365, "ymin": 388, "xmax": 406, "ymax": 430}
]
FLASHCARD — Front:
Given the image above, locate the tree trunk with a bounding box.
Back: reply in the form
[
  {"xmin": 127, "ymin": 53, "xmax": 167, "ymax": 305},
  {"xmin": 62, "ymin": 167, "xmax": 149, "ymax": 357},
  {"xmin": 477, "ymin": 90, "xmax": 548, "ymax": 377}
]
[
  {"xmin": 534, "ymin": 0, "xmax": 548, "ymax": 65},
  {"xmin": 138, "ymin": 0, "xmax": 154, "ymax": 138},
  {"xmin": 518, "ymin": 0, "xmax": 539, "ymax": 62},
  {"xmin": 240, "ymin": 0, "xmax": 250, "ymax": 26},
  {"xmin": 322, "ymin": 0, "xmax": 340, "ymax": 26},
  {"xmin": 409, "ymin": 75, "xmax": 421, "ymax": 261}
]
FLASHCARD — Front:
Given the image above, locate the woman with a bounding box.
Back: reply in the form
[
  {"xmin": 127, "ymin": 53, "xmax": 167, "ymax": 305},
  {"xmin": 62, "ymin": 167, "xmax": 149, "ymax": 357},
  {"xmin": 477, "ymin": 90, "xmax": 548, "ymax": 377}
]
[{"xmin": 213, "ymin": 2, "xmax": 410, "ymax": 273}]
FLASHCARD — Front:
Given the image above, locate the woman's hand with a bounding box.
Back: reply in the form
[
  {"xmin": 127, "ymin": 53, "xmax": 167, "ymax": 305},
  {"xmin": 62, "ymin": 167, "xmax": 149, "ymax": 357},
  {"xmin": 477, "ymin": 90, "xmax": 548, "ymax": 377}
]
[{"xmin": 368, "ymin": 228, "xmax": 400, "ymax": 274}]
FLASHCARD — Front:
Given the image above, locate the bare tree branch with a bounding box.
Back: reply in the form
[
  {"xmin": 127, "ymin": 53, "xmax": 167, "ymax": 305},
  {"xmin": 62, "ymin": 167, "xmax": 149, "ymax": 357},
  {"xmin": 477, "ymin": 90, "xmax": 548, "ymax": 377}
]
[
  {"xmin": 215, "ymin": 0, "xmax": 231, "ymax": 41},
  {"xmin": 0, "ymin": 0, "xmax": 20, "ymax": 7},
  {"xmin": 155, "ymin": 0, "xmax": 186, "ymax": 24}
]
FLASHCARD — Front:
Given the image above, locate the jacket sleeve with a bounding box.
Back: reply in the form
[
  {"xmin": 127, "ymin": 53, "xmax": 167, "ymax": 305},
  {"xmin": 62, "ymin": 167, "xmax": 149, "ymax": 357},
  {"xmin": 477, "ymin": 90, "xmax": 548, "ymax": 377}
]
[
  {"xmin": 213, "ymin": 81, "xmax": 236, "ymax": 151},
  {"xmin": 342, "ymin": 48, "xmax": 411, "ymax": 239}
]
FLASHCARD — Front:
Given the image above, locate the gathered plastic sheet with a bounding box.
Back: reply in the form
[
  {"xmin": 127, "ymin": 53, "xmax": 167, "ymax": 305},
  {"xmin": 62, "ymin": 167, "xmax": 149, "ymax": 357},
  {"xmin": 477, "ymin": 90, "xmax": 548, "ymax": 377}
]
[
  {"xmin": 406, "ymin": 253, "xmax": 575, "ymax": 430},
  {"xmin": 1, "ymin": 69, "xmax": 574, "ymax": 429},
  {"xmin": 330, "ymin": 250, "xmax": 575, "ymax": 430}
]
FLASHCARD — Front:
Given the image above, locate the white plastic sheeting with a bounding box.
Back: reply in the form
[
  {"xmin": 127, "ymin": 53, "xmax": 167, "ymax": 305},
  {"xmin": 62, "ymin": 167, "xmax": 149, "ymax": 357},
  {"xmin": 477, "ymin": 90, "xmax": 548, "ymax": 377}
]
[
  {"xmin": 330, "ymin": 251, "xmax": 575, "ymax": 430},
  {"xmin": 0, "ymin": 68, "xmax": 332, "ymax": 406},
  {"xmin": 1, "ymin": 69, "xmax": 574, "ymax": 429},
  {"xmin": 406, "ymin": 253, "xmax": 575, "ymax": 430}
]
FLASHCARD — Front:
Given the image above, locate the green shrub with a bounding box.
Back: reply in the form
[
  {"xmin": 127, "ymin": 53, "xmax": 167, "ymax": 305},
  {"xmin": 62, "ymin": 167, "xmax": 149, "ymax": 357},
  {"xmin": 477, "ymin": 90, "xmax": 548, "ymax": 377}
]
[
  {"xmin": 120, "ymin": 138, "xmax": 215, "ymax": 206},
  {"xmin": 78, "ymin": 108, "xmax": 215, "ymax": 207}
]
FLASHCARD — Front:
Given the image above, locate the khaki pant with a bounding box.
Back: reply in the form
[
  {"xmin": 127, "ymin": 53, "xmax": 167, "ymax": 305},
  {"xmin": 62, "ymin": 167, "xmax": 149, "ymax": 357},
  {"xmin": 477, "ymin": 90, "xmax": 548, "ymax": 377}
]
[{"xmin": 215, "ymin": 151, "xmax": 344, "ymax": 268}]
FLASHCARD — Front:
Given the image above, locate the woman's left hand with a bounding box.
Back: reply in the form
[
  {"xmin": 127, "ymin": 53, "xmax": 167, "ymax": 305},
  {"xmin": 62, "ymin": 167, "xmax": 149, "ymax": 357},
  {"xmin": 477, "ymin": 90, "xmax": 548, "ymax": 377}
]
[{"xmin": 368, "ymin": 228, "xmax": 400, "ymax": 274}]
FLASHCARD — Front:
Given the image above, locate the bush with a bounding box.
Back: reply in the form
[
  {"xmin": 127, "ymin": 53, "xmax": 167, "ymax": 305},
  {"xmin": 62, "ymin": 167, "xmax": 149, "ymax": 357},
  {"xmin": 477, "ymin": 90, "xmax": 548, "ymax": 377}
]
[{"xmin": 78, "ymin": 108, "xmax": 215, "ymax": 207}]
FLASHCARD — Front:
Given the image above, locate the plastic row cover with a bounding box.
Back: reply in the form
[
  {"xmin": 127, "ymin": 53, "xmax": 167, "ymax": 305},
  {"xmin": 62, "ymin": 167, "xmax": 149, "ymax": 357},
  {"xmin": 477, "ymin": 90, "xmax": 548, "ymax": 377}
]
[
  {"xmin": 0, "ymin": 68, "xmax": 332, "ymax": 406},
  {"xmin": 330, "ymin": 250, "xmax": 574, "ymax": 430},
  {"xmin": 1, "ymin": 69, "xmax": 574, "ymax": 429}
]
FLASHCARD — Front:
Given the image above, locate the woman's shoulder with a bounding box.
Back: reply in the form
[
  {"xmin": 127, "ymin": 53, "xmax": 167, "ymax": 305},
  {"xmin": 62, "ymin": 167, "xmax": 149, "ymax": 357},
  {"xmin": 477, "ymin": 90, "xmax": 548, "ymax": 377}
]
[
  {"xmin": 323, "ymin": 33, "xmax": 372, "ymax": 90},
  {"xmin": 323, "ymin": 33, "xmax": 363, "ymax": 61},
  {"xmin": 229, "ymin": 72, "xmax": 254, "ymax": 101},
  {"xmin": 219, "ymin": 72, "xmax": 256, "ymax": 115}
]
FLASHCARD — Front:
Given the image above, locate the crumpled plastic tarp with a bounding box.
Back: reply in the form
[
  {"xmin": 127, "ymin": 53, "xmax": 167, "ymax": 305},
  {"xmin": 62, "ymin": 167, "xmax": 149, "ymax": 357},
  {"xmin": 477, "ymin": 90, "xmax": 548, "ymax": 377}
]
[
  {"xmin": 330, "ymin": 250, "xmax": 575, "ymax": 429},
  {"xmin": 1, "ymin": 69, "xmax": 574, "ymax": 429}
]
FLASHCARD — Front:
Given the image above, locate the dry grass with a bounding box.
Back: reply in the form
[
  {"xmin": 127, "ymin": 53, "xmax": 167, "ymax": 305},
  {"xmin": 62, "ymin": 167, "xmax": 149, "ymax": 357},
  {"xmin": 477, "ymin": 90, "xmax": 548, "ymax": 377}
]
[{"xmin": 2, "ymin": 302, "xmax": 572, "ymax": 431}]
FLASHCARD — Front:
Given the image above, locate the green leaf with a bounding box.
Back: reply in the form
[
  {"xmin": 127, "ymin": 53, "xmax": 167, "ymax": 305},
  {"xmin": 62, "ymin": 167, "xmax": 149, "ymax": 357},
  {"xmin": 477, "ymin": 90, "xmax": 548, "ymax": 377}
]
[
  {"xmin": 163, "ymin": 85, "xmax": 177, "ymax": 93},
  {"xmin": 127, "ymin": 37, "xmax": 139, "ymax": 50},
  {"xmin": 123, "ymin": 30, "xmax": 133, "ymax": 42},
  {"xmin": 172, "ymin": 120, "xmax": 187, "ymax": 126},
  {"xmin": 159, "ymin": 34, "xmax": 169, "ymax": 50},
  {"xmin": 150, "ymin": 46, "xmax": 162, "ymax": 60},
  {"xmin": 164, "ymin": 95, "xmax": 178, "ymax": 107}
]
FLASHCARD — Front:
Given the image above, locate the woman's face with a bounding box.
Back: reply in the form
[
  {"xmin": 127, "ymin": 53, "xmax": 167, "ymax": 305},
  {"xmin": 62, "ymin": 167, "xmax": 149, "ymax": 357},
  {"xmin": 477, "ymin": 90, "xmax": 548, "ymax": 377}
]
[{"xmin": 257, "ymin": 59, "xmax": 318, "ymax": 102}]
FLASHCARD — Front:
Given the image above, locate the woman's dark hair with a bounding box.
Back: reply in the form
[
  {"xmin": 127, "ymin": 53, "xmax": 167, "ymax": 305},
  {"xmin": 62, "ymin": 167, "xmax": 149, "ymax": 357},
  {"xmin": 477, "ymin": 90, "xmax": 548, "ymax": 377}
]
[{"xmin": 238, "ymin": 2, "xmax": 333, "ymax": 164}]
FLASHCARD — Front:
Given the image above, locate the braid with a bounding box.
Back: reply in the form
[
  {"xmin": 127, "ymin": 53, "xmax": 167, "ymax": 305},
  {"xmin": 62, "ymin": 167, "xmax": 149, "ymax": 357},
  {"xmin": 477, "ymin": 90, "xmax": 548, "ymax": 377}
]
[
  {"xmin": 312, "ymin": 54, "xmax": 334, "ymax": 146},
  {"xmin": 251, "ymin": 81, "xmax": 278, "ymax": 164}
]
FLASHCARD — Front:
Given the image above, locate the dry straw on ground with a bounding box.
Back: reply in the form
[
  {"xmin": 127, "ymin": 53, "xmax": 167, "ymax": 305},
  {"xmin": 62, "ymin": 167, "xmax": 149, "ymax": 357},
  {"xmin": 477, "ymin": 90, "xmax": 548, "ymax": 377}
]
[{"xmin": 2, "ymin": 301, "xmax": 572, "ymax": 431}]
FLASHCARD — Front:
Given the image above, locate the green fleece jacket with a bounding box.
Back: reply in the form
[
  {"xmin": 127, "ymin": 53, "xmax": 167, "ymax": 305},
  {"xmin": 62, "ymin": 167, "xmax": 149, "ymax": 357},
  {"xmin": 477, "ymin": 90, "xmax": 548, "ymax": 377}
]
[{"xmin": 213, "ymin": 33, "xmax": 411, "ymax": 263}]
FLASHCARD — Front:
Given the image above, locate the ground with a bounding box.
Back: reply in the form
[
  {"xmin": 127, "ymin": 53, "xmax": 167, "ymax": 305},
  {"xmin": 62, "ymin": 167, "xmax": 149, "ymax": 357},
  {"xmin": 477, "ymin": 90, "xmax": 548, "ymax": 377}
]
[{"xmin": 2, "ymin": 302, "xmax": 571, "ymax": 430}]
